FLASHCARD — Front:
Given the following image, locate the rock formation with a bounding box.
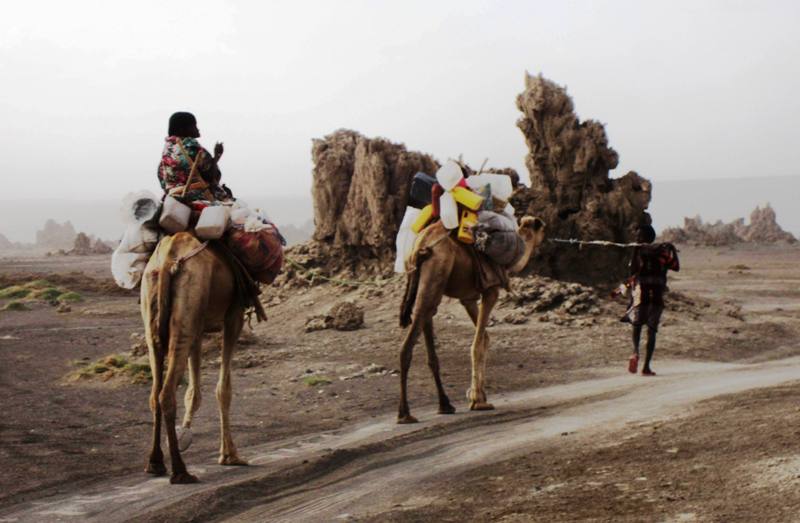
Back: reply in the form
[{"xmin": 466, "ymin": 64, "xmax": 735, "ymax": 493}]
[
  {"xmin": 510, "ymin": 73, "xmax": 652, "ymax": 283},
  {"xmin": 285, "ymin": 130, "xmax": 439, "ymax": 281},
  {"xmin": 35, "ymin": 219, "xmax": 77, "ymax": 250},
  {"xmin": 660, "ymin": 204, "xmax": 796, "ymax": 246},
  {"xmin": 0, "ymin": 233, "xmax": 13, "ymax": 251}
]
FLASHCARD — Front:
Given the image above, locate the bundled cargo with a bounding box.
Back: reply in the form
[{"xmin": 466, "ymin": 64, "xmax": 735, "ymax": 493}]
[
  {"xmin": 111, "ymin": 191, "xmax": 162, "ymax": 289},
  {"xmin": 225, "ymin": 225, "xmax": 284, "ymax": 284},
  {"xmin": 472, "ymin": 210, "xmax": 525, "ymax": 267}
]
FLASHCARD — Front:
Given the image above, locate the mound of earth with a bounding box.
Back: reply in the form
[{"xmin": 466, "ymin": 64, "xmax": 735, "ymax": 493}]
[
  {"xmin": 509, "ymin": 73, "xmax": 652, "ymax": 284},
  {"xmin": 660, "ymin": 204, "xmax": 796, "ymax": 246}
]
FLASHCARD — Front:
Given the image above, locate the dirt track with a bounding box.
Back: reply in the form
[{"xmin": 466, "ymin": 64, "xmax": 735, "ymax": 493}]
[
  {"xmin": 1, "ymin": 245, "xmax": 799, "ymax": 521},
  {"xmin": 2, "ymin": 356, "xmax": 800, "ymax": 522}
]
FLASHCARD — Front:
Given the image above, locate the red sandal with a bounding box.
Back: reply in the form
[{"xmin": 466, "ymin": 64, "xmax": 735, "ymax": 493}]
[{"xmin": 628, "ymin": 355, "xmax": 639, "ymax": 374}]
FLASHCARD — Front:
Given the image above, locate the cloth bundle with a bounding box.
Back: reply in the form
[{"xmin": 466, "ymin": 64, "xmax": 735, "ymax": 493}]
[
  {"xmin": 111, "ymin": 191, "xmax": 162, "ymax": 289},
  {"xmin": 472, "ymin": 211, "xmax": 525, "ymax": 267}
]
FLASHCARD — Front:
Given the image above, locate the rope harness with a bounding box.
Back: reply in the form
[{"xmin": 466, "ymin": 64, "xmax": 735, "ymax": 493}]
[{"xmin": 170, "ymin": 241, "xmax": 209, "ymax": 275}]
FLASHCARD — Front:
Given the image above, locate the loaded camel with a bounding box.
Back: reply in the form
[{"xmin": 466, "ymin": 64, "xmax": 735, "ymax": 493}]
[
  {"xmin": 141, "ymin": 232, "xmax": 248, "ymax": 484},
  {"xmin": 397, "ymin": 216, "xmax": 546, "ymax": 423}
]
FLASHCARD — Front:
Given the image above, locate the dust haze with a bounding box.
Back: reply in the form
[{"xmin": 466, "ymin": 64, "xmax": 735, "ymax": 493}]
[{"xmin": 1, "ymin": 0, "xmax": 799, "ymax": 245}]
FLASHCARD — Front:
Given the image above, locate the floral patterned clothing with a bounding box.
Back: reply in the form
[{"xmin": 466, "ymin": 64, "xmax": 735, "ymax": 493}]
[{"xmin": 157, "ymin": 136, "xmax": 228, "ymax": 202}]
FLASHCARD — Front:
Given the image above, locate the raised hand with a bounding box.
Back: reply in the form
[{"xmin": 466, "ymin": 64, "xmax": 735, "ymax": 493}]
[{"xmin": 214, "ymin": 142, "xmax": 224, "ymax": 160}]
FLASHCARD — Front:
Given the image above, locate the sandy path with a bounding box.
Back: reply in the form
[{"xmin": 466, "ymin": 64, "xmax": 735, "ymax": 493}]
[{"xmin": 2, "ymin": 356, "xmax": 799, "ymax": 523}]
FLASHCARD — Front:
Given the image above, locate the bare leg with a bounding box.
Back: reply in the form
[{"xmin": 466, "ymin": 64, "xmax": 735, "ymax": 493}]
[
  {"xmin": 423, "ymin": 320, "xmax": 455, "ymax": 414},
  {"xmin": 632, "ymin": 324, "xmax": 642, "ymax": 356},
  {"xmin": 160, "ymin": 332, "xmax": 197, "ymax": 484},
  {"xmin": 642, "ymin": 328, "xmax": 657, "ymax": 374},
  {"xmin": 218, "ymin": 309, "xmax": 247, "ymax": 466},
  {"xmin": 145, "ymin": 346, "xmax": 166, "ymax": 476},
  {"xmin": 469, "ymin": 288, "xmax": 499, "ymax": 411}
]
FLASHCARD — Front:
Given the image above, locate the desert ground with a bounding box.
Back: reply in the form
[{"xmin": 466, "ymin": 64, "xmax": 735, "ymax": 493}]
[{"xmin": 0, "ymin": 243, "xmax": 799, "ymax": 522}]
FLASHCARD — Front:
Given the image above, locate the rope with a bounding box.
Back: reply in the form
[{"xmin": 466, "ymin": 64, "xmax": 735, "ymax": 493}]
[
  {"xmin": 170, "ymin": 241, "xmax": 209, "ymax": 275},
  {"xmin": 548, "ymin": 238, "xmax": 646, "ymax": 249}
]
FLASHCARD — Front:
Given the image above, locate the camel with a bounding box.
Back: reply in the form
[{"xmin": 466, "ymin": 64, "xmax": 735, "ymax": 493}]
[
  {"xmin": 141, "ymin": 232, "xmax": 248, "ymax": 484},
  {"xmin": 397, "ymin": 216, "xmax": 546, "ymax": 423}
]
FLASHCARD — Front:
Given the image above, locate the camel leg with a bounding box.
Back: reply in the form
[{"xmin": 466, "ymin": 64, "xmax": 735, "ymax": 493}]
[
  {"xmin": 218, "ymin": 310, "xmax": 247, "ymax": 466},
  {"xmin": 145, "ymin": 346, "xmax": 166, "ymax": 476},
  {"xmin": 398, "ymin": 315, "xmax": 423, "ymax": 424},
  {"xmin": 177, "ymin": 338, "xmax": 202, "ymax": 451},
  {"xmin": 423, "ymin": 320, "xmax": 455, "ymax": 414},
  {"xmin": 398, "ymin": 275, "xmax": 446, "ymax": 424},
  {"xmin": 469, "ymin": 287, "xmax": 499, "ymax": 411},
  {"xmin": 160, "ymin": 331, "xmax": 198, "ymax": 484}
]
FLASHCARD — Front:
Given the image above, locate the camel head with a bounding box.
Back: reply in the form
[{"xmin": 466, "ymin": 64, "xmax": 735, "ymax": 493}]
[
  {"xmin": 509, "ymin": 216, "xmax": 546, "ymax": 273},
  {"xmin": 517, "ymin": 216, "xmax": 546, "ymax": 245}
]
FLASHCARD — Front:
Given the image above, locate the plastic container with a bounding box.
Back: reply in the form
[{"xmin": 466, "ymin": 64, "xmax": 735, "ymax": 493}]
[
  {"xmin": 439, "ymin": 191, "xmax": 459, "ymax": 229},
  {"xmin": 195, "ymin": 205, "xmax": 230, "ymax": 240},
  {"xmin": 408, "ymin": 172, "xmax": 437, "ymax": 208},
  {"xmin": 436, "ymin": 161, "xmax": 464, "ymax": 191},
  {"xmin": 451, "ymin": 186, "xmax": 484, "ymax": 211},
  {"xmin": 159, "ymin": 196, "xmax": 191, "ymax": 233},
  {"xmin": 394, "ymin": 206, "xmax": 421, "ymax": 273},
  {"xmin": 411, "ymin": 204, "xmax": 434, "ymax": 234},
  {"xmin": 466, "ymin": 173, "xmax": 513, "ymax": 200},
  {"xmin": 457, "ymin": 209, "xmax": 478, "ymax": 244}
]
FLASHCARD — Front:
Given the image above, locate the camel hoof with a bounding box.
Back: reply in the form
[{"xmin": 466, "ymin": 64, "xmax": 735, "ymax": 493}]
[
  {"xmin": 177, "ymin": 426, "xmax": 193, "ymax": 452},
  {"xmin": 219, "ymin": 455, "xmax": 249, "ymax": 466},
  {"xmin": 469, "ymin": 402, "xmax": 495, "ymax": 411},
  {"xmin": 145, "ymin": 461, "xmax": 167, "ymax": 476},
  {"xmin": 170, "ymin": 471, "xmax": 199, "ymax": 484},
  {"xmin": 397, "ymin": 414, "xmax": 419, "ymax": 424},
  {"xmin": 438, "ymin": 403, "xmax": 456, "ymax": 415}
]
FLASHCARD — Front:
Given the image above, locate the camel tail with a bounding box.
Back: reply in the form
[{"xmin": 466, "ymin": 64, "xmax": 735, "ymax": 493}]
[
  {"xmin": 155, "ymin": 243, "xmax": 176, "ymax": 354},
  {"xmin": 399, "ymin": 247, "xmax": 431, "ymax": 328}
]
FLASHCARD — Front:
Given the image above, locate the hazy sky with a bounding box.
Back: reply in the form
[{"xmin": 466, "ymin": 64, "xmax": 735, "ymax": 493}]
[{"xmin": 2, "ymin": 0, "xmax": 799, "ymax": 202}]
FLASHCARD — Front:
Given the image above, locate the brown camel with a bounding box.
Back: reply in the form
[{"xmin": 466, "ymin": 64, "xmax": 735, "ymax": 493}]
[
  {"xmin": 397, "ymin": 216, "xmax": 546, "ymax": 423},
  {"xmin": 141, "ymin": 232, "xmax": 248, "ymax": 484}
]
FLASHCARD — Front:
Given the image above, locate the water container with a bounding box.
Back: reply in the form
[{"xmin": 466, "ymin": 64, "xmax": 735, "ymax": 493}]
[
  {"xmin": 436, "ymin": 161, "xmax": 463, "ymax": 191},
  {"xmin": 159, "ymin": 196, "xmax": 191, "ymax": 234},
  {"xmin": 195, "ymin": 205, "xmax": 230, "ymax": 240},
  {"xmin": 411, "ymin": 204, "xmax": 434, "ymax": 234},
  {"xmin": 451, "ymin": 186, "xmax": 484, "ymax": 211},
  {"xmin": 466, "ymin": 173, "xmax": 513, "ymax": 200},
  {"xmin": 439, "ymin": 191, "xmax": 459, "ymax": 229},
  {"xmin": 457, "ymin": 209, "xmax": 478, "ymax": 244},
  {"xmin": 408, "ymin": 172, "xmax": 437, "ymax": 208}
]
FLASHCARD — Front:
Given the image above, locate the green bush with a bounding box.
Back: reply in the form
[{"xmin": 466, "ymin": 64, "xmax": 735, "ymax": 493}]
[
  {"xmin": 303, "ymin": 375, "xmax": 332, "ymax": 387},
  {"xmin": 31, "ymin": 287, "xmax": 63, "ymax": 300},
  {"xmin": 3, "ymin": 300, "xmax": 29, "ymax": 311},
  {"xmin": 58, "ymin": 291, "xmax": 83, "ymax": 302},
  {"xmin": 0, "ymin": 286, "xmax": 31, "ymax": 299}
]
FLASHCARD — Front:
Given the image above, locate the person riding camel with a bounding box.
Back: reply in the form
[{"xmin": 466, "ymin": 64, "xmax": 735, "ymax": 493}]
[
  {"xmin": 615, "ymin": 224, "xmax": 680, "ymax": 376},
  {"xmin": 158, "ymin": 112, "xmax": 232, "ymax": 203}
]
